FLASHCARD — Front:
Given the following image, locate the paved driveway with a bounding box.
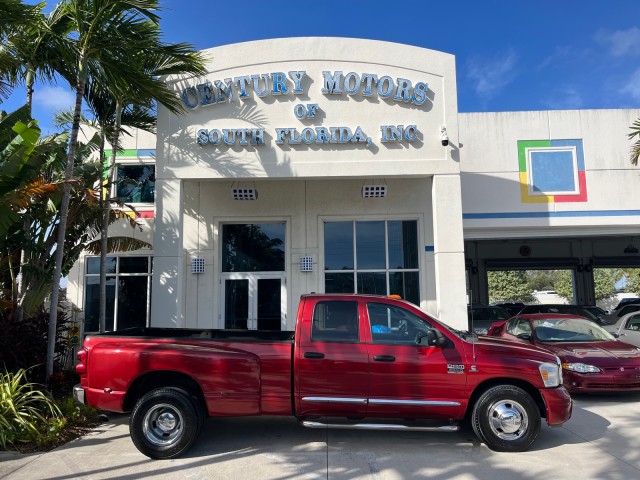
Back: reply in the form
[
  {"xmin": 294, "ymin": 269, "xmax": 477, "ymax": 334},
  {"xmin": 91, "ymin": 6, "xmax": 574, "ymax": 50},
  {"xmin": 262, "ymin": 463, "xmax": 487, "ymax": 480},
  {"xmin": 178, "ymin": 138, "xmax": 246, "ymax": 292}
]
[{"xmin": 2, "ymin": 392, "xmax": 640, "ymax": 479}]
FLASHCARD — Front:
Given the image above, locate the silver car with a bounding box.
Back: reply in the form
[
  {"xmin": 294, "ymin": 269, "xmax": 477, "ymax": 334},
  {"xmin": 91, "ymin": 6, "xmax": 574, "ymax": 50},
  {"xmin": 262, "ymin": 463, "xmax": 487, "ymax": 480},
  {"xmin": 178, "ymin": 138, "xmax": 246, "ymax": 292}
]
[{"xmin": 605, "ymin": 311, "xmax": 640, "ymax": 347}]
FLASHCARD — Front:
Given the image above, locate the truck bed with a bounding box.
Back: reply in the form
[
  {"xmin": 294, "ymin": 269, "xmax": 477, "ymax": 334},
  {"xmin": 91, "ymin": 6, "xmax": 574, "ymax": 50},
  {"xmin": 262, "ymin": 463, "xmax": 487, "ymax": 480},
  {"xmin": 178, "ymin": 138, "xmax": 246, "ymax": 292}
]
[{"xmin": 89, "ymin": 327, "xmax": 294, "ymax": 342}]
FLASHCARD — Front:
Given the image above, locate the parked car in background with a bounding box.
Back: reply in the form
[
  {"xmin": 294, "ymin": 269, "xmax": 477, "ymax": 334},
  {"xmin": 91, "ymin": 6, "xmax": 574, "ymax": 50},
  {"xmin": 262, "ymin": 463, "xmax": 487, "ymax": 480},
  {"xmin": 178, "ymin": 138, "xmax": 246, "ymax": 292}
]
[
  {"xmin": 613, "ymin": 297, "xmax": 640, "ymax": 310},
  {"xmin": 605, "ymin": 303, "xmax": 640, "ymax": 324},
  {"xmin": 489, "ymin": 313, "xmax": 640, "ymax": 393},
  {"xmin": 491, "ymin": 302, "xmax": 526, "ymax": 316},
  {"xmin": 584, "ymin": 305, "xmax": 608, "ymax": 316},
  {"xmin": 605, "ymin": 311, "xmax": 640, "ymax": 348},
  {"xmin": 467, "ymin": 304, "xmax": 511, "ymax": 335},
  {"xmin": 515, "ymin": 304, "xmax": 610, "ymax": 326}
]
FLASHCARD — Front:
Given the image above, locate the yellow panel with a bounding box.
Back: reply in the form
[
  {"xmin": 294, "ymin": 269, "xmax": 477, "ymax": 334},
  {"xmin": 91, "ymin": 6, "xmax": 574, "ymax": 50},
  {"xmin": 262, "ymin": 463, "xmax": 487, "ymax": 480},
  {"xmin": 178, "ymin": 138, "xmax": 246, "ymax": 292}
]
[{"xmin": 520, "ymin": 172, "xmax": 553, "ymax": 203}]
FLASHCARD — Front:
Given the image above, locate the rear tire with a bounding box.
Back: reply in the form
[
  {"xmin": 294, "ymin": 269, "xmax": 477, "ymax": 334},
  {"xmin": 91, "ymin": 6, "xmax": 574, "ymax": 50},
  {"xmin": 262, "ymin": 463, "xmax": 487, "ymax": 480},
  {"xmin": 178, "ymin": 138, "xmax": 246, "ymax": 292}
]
[
  {"xmin": 130, "ymin": 387, "xmax": 200, "ymax": 459},
  {"xmin": 472, "ymin": 385, "xmax": 540, "ymax": 452}
]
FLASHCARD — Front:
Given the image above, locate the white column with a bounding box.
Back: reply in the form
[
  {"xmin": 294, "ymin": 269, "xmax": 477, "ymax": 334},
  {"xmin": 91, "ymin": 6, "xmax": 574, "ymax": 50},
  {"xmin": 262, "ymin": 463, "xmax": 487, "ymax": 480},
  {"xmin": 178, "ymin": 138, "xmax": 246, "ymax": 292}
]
[
  {"xmin": 150, "ymin": 178, "xmax": 185, "ymax": 327},
  {"xmin": 431, "ymin": 174, "xmax": 468, "ymax": 330}
]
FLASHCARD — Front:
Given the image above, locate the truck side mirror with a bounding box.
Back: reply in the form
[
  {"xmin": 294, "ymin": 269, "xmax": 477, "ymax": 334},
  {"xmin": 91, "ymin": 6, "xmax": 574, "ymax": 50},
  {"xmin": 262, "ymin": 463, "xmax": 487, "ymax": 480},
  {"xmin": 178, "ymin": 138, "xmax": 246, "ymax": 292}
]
[{"xmin": 424, "ymin": 329, "xmax": 446, "ymax": 347}]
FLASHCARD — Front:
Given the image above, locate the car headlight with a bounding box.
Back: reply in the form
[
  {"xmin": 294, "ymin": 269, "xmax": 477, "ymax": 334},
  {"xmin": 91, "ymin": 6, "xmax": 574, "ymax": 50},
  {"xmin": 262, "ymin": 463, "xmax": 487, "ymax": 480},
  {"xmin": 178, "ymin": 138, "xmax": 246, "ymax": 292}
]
[
  {"xmin": 562, "ymin": 362, "xmax": 601, "ymax": 374},
  {"xmin": 539, "ymin": 362, "xmax": 562, "ymax": 387}
]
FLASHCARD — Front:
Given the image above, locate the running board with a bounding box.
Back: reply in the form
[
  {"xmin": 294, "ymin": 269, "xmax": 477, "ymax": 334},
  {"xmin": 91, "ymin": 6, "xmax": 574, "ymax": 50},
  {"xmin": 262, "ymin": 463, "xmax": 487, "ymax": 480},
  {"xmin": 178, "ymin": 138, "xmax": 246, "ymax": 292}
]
[{"xmin": 300, "ymin": 420, "xmax": 459, "ymax": 432}]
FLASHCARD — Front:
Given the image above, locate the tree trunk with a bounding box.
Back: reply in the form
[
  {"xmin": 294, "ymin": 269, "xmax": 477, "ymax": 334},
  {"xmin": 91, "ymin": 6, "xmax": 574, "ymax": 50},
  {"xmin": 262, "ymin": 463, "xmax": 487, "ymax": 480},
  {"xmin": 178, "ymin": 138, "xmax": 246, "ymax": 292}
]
[
  {"xmin": 17, "ymin": 66, "xmax": 35, "ymax": 322},
  {"xmin": 46, "ymin": 52, "xmax": 87, "ymax": 385},
  {"xmin": 98, "ymin": 131, "xmax": 107, "ymax": 333}
]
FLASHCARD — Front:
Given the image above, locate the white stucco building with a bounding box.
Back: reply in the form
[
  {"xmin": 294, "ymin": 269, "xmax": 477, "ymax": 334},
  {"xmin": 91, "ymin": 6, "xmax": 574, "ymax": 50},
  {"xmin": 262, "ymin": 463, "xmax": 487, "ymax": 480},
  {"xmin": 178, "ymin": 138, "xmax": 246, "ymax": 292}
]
[{"xmin": 66, "ymin": 38, "xmax": 640, "ymax": 333}]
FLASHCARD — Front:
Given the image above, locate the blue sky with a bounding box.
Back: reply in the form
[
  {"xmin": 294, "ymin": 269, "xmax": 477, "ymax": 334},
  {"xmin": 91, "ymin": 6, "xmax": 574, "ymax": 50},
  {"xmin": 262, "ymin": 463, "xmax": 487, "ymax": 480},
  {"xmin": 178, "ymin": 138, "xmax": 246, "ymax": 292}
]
[{"xmin": 3, "ymin": 0, "xmax": 640, "ymax": 132}]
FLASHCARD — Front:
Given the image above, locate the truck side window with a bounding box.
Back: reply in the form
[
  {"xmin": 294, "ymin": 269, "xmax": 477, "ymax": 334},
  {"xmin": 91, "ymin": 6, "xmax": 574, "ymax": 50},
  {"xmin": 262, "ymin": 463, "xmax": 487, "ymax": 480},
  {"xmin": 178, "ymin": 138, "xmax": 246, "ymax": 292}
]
[
  {"xmin": 311, "ymin": 301, "xmax": 359, "ymax": 342},
  {"xmin": 367, "ymin": 302, "xmax": 432, "ymax": 345}
]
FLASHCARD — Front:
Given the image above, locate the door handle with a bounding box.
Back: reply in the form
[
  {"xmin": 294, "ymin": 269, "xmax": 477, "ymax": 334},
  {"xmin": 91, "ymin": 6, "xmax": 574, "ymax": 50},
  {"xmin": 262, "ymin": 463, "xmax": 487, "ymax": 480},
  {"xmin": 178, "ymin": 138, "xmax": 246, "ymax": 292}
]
[
  {"xmin": 304, "ymin": 352, "xmax": 325, "ymax": 359},
  {"xmin": 373, "ymin": 355, "xmax": 396, "ymax": 362}
]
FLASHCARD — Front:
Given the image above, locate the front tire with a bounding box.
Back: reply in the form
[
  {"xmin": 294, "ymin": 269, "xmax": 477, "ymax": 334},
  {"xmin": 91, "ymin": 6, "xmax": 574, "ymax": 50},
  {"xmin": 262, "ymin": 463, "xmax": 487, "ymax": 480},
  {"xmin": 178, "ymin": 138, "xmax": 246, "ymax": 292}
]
[
  {"xmin": 130, "ymin": 387, "xmax": 200, "ymax": 459},
  {"xmin": 471, "ymin": 385, "xmax": 541, "ymax": 452}
]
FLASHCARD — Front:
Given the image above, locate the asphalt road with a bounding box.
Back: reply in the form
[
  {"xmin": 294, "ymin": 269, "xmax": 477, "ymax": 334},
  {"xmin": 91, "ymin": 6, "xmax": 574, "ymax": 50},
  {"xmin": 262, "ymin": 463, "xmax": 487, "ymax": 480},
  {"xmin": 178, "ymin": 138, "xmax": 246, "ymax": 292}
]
[{"xmin": 2, "ymin": 392, "xmax": 640, "ymax": 480}]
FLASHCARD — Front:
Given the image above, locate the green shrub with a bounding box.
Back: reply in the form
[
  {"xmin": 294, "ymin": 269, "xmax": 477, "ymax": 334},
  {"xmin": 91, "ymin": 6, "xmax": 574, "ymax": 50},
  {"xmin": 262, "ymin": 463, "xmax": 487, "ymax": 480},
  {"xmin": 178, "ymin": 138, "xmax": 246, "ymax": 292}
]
[
  {"xmin": 0, "ymin": 368, "xmax": 63, "ymax": 449},
  {"xmin": 0, "ymin": 308, "xmax": 73, "ymax": 385}
]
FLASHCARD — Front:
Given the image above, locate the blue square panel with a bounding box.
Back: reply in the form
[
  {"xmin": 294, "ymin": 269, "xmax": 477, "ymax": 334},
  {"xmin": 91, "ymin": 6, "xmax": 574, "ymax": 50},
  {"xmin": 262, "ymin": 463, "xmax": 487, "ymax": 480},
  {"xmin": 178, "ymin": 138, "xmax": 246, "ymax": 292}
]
[{"xmin": 529, "ymin": 149, "xmax": 576, "ymax": 193}]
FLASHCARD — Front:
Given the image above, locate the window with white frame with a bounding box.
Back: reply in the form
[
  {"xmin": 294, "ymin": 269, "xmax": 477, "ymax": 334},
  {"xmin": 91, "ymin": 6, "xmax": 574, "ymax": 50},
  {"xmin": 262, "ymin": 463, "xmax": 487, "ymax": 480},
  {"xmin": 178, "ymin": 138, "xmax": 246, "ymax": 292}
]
[
  {"xmin": 115, "ymin": 164, "xmax": 155, "ymax": 204},
  {"xmin": 84, "ymin": 255, "xmax": 152, "ymax": 332},
  {"xmin": 323, "ymin": 220, "xmax": 420, "ymax": 304}
]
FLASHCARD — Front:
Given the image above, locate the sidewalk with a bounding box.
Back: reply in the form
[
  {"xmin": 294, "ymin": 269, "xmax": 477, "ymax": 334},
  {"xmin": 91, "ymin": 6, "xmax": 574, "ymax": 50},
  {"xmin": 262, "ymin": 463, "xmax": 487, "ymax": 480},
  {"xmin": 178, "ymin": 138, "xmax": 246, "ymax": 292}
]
[{"xmin": 2, "ymin": 393, "xmax": 640, "ymax": 479}]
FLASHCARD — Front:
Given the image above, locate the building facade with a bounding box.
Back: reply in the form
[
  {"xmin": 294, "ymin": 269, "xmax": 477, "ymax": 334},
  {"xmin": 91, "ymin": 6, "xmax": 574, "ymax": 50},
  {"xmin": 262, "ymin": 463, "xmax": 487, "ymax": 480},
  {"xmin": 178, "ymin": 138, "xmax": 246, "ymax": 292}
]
[{"xmin": 66, "ymin": 38, "xmax": 640, "ymax": 333}]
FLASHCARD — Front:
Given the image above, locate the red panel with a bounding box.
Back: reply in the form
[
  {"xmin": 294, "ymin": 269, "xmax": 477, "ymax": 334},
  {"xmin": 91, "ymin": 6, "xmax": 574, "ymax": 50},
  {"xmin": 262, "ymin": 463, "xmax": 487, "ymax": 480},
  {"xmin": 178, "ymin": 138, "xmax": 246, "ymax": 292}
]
[{"xmin": 555, "ymin": 171, "xmax": 587, "ymax": 202}]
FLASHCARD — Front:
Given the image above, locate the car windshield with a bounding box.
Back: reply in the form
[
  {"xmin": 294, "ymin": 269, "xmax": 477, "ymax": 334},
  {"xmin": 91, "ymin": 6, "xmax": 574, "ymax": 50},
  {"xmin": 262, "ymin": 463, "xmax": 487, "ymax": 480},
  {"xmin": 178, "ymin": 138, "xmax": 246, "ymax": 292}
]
[{"xmin": 532, "ymin": 317, "xmax": 615, "ymax": 342}]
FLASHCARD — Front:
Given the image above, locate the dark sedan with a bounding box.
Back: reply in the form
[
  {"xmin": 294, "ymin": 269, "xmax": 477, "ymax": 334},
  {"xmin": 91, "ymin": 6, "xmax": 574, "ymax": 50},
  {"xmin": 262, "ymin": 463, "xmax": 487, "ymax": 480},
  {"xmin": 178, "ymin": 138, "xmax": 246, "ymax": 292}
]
[{"xmin": 489, "ymin": 313, "xmax": 640, "ymax": 393}]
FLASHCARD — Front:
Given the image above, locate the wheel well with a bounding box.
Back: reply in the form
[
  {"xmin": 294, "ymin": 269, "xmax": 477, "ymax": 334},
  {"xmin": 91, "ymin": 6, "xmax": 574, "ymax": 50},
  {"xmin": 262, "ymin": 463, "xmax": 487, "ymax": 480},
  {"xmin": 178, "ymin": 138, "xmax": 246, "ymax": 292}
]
[
  {"xmin": 123, "ymin": 371, "xmax": 207, "ymax": 414},
  {"xmin": 466, "ymin": 378, "xmax": 547, "ymax": 420}
]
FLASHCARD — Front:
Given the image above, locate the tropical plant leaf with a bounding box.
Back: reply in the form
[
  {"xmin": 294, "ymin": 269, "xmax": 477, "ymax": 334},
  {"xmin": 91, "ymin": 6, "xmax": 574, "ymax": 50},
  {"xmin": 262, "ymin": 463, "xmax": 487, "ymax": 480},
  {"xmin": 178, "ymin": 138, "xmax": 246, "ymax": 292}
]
[{"xmin": 84, "ymin": 236, "xmax": 151, "ymax": 254}]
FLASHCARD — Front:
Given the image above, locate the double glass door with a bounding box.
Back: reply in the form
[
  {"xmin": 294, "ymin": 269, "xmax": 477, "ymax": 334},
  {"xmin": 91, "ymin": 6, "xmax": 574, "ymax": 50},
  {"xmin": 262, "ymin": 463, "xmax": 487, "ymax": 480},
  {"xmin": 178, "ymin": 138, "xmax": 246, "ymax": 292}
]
[
  {"xmin": 222, "ymin": 275, "xmax": 285, "ymax": 330},
  {"xmin": 220, "ymin": 222, "xmax": 287, "ymax": 331}
]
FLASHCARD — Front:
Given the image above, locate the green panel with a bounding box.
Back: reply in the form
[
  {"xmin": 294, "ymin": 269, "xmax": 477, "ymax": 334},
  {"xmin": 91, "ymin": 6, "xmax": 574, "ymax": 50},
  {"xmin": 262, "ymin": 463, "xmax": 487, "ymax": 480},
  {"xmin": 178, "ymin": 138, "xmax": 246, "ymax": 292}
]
[
  {"xmin": 517, "ymin": 140, "xmax": 550, "ymax": 172},
  {"xmin": 104, "ymin": 149, "xmax": 138, "ymax": 157}
]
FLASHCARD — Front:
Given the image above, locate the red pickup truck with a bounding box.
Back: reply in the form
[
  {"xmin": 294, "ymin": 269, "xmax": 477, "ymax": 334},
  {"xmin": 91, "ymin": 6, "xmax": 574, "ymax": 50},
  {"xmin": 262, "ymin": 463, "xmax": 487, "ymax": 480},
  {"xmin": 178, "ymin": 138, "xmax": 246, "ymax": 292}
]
[{"xmin": 74, "ymin": 294, "xmax": 572, "ymax": 459}]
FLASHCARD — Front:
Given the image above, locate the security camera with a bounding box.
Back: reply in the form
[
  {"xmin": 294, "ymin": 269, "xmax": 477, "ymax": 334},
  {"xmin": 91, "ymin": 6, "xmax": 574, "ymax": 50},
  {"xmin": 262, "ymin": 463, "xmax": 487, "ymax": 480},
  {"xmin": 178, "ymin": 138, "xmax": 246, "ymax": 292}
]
[{"xmin": 440, "ymin": 126, "xmax": 449, "ymax": 147}]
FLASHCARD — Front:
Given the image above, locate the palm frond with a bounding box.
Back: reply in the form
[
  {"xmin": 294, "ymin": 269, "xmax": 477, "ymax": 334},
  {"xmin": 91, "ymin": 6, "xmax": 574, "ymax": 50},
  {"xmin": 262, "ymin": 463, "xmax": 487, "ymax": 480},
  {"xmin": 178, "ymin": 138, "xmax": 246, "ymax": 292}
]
[
  {"xmin": 84, "ymin": 235, "xmax": 151, "ymax": 254},
  {"xmin": 629, "ymin": 118, "xmax": 640, "ymax": 166}
]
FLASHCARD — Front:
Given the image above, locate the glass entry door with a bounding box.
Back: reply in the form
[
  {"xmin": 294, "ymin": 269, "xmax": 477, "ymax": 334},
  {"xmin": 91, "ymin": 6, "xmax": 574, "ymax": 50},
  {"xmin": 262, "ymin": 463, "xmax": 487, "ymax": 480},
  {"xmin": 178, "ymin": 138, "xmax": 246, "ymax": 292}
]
[{"xmin": 222, "ymin": 274, "xmax": 285, "ymax": 330}]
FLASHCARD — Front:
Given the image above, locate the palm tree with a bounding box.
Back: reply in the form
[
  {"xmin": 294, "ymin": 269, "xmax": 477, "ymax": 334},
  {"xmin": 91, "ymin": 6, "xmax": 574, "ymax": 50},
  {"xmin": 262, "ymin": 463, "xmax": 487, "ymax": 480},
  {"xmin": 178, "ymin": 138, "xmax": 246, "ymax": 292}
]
[
  {"xmin": 78, "ymin": 15, "xmax": 205, "ymax": 333},
  {"xmin": 44, "ymin": 0, "xmax": 164, "ymax": 383},
  {"xmin": 0, "ymin": 0, "xmax": 42, "ymax": 102},
  {"xmin": 45, "ymin": 0, "xmax": 205, "ymax": 381},
  {"xmin": 630, "ymin": 118, "xmax": 640, "ymax": 166}
]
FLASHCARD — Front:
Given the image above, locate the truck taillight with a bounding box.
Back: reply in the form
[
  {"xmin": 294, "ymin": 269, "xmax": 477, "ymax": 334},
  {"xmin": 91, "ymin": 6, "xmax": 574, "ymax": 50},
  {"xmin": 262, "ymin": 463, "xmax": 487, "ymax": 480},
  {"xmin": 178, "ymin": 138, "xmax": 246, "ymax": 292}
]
[{"xmin": 76, "ymin": 348, "xmax": 87, "ymax": 374}]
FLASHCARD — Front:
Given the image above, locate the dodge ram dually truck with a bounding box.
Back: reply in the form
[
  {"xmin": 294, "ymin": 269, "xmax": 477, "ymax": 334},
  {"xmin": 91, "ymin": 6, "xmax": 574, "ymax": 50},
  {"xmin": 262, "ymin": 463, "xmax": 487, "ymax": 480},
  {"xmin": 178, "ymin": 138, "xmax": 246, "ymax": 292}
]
[{"xmin": 73, "ymin": 294, "xmax": 572, "ymax": 459}]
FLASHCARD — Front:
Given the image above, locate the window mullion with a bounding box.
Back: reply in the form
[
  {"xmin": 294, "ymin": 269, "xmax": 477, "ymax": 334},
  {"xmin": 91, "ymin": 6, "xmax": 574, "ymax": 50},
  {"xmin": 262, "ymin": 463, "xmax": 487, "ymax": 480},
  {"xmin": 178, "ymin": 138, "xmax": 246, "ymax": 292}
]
[
  {"xmin": 384, "ymin": 221, "xmax": 390, "ymax": 295},
  {"xmin": 352, "ymin": 221, "xmax": 358, "ymax": 293}
]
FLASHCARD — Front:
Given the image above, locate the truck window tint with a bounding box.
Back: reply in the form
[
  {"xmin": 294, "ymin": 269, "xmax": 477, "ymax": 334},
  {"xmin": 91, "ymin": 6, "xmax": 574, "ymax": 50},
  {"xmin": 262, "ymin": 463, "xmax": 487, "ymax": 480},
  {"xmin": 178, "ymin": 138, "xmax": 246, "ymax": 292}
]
[
  {"xmin": 312, "ymin": 301, "xmax": 359, "ymax": 342},
  {"xmin": 367, "ymin": 302, "xmax": 432, "ymax": 344}
]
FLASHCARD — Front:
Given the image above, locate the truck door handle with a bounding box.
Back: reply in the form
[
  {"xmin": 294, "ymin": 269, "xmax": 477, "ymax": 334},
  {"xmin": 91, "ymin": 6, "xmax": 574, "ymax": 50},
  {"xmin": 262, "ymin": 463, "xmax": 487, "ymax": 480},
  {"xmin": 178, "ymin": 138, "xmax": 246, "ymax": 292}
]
[
  {"xmin": 373, "ymin": 355, "xmax": 396, "ymax": 362},
  {"xmin": 304, "ymin": 352, "xmax": 325, "ymax": 359}
]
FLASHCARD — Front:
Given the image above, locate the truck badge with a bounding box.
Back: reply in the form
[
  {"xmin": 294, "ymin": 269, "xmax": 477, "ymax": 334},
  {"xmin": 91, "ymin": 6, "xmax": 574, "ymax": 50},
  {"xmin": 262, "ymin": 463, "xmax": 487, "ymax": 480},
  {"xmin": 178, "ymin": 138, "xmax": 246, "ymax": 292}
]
[{"xmin": 448, "ymin": 364, "xmax": 465, "ymax": 374}]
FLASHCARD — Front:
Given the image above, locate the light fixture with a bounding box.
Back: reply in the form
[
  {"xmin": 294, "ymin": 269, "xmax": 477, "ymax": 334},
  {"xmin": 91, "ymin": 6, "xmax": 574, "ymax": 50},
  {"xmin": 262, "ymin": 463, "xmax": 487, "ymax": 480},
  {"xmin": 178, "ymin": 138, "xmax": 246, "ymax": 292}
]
[
  {"xmin": 300, "ymin": 256, "xmax": 313, "ymax": 272},
  {"xmin": 440, "ymin": 126, "xmax": 449, "ymax": 146},
  {"xmin": 191, "ymin": 258, "xmax": 205, "ymax": 274}
]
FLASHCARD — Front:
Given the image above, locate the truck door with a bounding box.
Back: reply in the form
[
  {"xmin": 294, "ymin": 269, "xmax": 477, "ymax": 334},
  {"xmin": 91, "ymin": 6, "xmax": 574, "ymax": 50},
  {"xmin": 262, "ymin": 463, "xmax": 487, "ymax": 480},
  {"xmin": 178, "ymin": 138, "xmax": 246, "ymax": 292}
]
[
  {"xmin": 364, "ymin": 301, "xmax": 467, "ymax": 419},
  {"xmin": 295, "ymin": 299, "xmax": 369, "ymax": 417}
]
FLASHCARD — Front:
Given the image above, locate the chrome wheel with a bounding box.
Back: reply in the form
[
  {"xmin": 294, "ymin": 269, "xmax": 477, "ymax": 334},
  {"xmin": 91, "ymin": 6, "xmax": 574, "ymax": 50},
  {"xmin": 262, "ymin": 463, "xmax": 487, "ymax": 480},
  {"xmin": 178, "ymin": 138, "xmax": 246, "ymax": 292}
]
[
  {"xmin": 471, "ymin": 385, "xmax": 541, "ymax": 452},
  {"xmin": 142, "ymin": 403, "xmax": 184, "ymax": 446},
  {"xmin": 487, "ymin": 399, "xmax": 529, "ymax": 440}
]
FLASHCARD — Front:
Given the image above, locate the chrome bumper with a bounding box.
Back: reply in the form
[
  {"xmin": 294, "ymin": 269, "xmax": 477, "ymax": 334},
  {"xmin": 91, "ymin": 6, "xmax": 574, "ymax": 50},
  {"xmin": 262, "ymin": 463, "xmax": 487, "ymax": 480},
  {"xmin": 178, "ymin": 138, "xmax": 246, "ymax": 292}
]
[{"xmin": 73, "ymin": 384, "xmax": 85, "ymax": 405}]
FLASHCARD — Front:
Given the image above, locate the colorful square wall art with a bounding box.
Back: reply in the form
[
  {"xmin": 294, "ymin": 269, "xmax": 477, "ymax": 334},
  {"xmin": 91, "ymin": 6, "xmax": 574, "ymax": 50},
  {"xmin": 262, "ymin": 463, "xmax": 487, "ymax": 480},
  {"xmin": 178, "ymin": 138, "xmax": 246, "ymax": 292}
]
[{"xmin": 518, "ymin": 139, "xmax": 587, "ymax": 203}]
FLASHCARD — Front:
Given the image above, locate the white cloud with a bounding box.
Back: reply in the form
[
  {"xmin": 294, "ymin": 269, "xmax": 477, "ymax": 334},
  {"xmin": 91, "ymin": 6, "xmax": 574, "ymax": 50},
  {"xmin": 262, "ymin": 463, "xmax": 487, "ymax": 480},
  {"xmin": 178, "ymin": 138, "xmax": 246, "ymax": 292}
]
[
  {"xmin": 33, "ymin": 85, "xmax": 75, "ymax": 111},
  {"xmin": 622, "ymin": 68, "xmax": 640, "ymax": 100},
  {"xmin": 597, "ymin": 27, "xmax": 640, "ymax": 57},
  {"xmin": 466, "ymin": 50, "xmax": 518, "ymax": 99},
  {"xmin": 541, "ymin": 86, "xmax": 585, "ymax": 110}
]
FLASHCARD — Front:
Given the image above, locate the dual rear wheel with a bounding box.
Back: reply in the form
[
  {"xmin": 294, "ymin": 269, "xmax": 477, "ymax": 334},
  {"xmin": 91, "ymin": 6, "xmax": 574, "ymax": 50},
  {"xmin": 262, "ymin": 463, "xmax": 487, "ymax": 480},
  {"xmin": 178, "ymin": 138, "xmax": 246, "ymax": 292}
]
[{"xmin": 130, "ymin": 387, "xmax": 204, "ymax": 459}]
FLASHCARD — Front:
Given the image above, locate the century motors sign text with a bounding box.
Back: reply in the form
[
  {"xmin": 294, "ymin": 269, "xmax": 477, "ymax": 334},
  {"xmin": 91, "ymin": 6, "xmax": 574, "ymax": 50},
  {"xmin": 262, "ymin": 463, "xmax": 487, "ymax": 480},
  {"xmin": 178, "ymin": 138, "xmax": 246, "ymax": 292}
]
[{"xmin": 181, "ymin": 71, "xmax": 430, "ymax": 148}]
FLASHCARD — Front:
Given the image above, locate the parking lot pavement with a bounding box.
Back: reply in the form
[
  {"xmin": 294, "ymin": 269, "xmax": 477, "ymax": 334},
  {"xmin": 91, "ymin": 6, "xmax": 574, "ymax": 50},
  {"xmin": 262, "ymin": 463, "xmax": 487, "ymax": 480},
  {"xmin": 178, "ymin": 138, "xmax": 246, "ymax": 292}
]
[{"xmin": 2, "ymin": 392, "xmax": 640, "ymax": 480}]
